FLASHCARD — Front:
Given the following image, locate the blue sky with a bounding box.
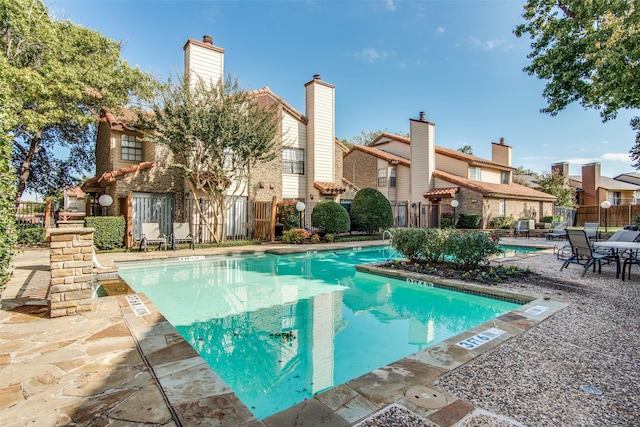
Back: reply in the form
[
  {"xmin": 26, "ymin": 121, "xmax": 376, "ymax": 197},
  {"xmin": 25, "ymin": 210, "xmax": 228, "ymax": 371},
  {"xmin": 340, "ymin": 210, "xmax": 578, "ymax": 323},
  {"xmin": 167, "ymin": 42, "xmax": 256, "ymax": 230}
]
[{"xmin": 47, "ymin": 0, "xmax": 639, "ymax": 178}]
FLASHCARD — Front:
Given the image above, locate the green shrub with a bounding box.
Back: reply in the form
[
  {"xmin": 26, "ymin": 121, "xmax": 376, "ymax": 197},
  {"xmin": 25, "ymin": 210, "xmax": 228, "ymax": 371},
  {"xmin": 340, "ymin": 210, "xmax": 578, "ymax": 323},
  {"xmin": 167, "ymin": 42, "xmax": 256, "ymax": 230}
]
[
  {"xmin": 17, "ymin": 226, "xmax": 45, "ymax": 245},
  {"xmin": 282, "ymin": 228, "xmax": 310, "ymax": 244},
  {"xmin": 0, "ymin": 134, "xmax": 17, "ymax": 288},
  {"xmin": 278, "ymin": 203, "xmax": 300, "ymax": 230},
  {"xmin": 311, "ymin": 200, "xmax": 350, "ymax": 234},
  {"xmin": 324, "ymin": 233, "xmax": 335, "ymax": 243},
  {"xmin": 446, "ymin": 231, "xmax": 501, "ymax": 267},
  {"xmin": 85, "ymin": 216, "xmax": 125, "ymax": 250},
  {"xmin": 488, "ymin": 216, "xmax": 514, "ymax": 229},
  {"xmin": 441, "ymin": 213, "xmax": 453, "ymax": 228},
  {"xmin": 350, "ymin": 188, "xmax": 393, "ymax": 234},
  {"xmin": 457, "ymin": 213, "xmax": 482, "ymax": 229},
  {"xmin": 310, "ymin": 234, "xmax": 321, "ymax": 244},
  {"xmin": 391, "ymin": 228, "xmax": 427, "ymax": 261}
]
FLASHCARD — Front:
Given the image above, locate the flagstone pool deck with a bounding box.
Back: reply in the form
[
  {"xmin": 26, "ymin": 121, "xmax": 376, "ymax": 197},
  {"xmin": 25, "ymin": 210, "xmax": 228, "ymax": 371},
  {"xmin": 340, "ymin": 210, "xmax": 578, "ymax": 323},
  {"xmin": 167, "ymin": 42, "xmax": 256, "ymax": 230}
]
[{"xmin": 1, "ymin": 238, "xmax": 638, "ymax": 426}]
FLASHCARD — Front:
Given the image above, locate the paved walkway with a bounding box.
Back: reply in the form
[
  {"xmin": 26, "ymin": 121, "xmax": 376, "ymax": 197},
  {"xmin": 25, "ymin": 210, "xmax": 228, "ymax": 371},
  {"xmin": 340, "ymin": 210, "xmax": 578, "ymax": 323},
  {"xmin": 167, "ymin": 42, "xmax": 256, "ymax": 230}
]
[{"xmin": 1, "ymin": 238, "xmax": 637, "ymax": 426}]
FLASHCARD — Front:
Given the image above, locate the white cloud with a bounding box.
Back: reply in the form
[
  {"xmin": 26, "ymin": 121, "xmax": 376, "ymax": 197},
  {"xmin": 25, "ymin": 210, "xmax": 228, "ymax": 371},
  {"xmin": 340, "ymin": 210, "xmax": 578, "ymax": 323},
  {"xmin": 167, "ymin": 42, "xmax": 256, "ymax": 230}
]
[
  {"xmin": 469, "ymin": 36, "xmax": 513, "ymax": 52},
  {"xmin": 348, "ymin": 48, "xmax": 391, "ymax": 63},
  {"xmin": 602, "ymin": 153, "xmax": 632, "ymax": 162},
  {"xmin": 385, "ymin": 0, "xmax": 396, "ymax": 11},
  {"xmin": 436, "ymin": 27, "xmax": 445, "ymax": 35}
]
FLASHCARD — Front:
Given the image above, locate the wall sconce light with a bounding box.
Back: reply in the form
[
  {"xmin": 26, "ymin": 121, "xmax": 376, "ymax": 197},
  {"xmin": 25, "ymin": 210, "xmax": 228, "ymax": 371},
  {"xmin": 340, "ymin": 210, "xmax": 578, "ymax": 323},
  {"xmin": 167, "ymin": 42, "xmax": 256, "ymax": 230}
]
[
  {"xmin": 309, "ymin": 194, "xmax": 314, "ymax": 200},
  {"xmin": 471, "ymin": 199, "xmax": 477, "ymax": 203},
  {"xmin": 259, "ymin": 181, "xmax": 265, "ymax": 189}
]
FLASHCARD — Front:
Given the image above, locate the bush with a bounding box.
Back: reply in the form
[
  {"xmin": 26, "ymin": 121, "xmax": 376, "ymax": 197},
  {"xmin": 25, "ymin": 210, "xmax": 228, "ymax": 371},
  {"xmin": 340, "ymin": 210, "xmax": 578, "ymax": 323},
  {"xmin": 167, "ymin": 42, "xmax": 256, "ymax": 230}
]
[
  {"xmin": 0, "ymin": 134, "xmax": 16, "ymax": 288},
  {"xmin": 441, "ymin": 213, "xmax": 453, "ymax": 228},
  {"xmin": 391, "ymin": 228, "xmax": 453, "ymax": 263},
  {"xmin": 457, "ymin": 213, "xmax": 482, "ymax": 229},
  {"xmin": 310, "ymin": 233, "xmax": 320, "ymax": 243},
  {"xmin": 85, "ymin": 216, "xmax": 125, "ymax": 250},
  {"xmin": 17, "ymin": 226, "xmax": 45, "ymax": 245},
  {"xmin": 350, "ymin": 188, "xmax": 393, "ymax": 233},
  {"xmin": 324, "ymin": 233, "xmax": 335, "ymax": 243},
  {"xmin": 282, "ymin": 228, "xmax": 310, "ymax": 244},
  {"xmin": 487, "ymin": 216, "xmax": 514, "ymax": 229},
  {"xmin": 278, "ymin": 203, "xmax": 300, "ymax": 230},
  {"xmin": 446, "ymin": 231, "xmax": 502, "ymax": 267},
  {"xmin": 311, "ymin": 200, "xmax": 350, "ymax": 234}
]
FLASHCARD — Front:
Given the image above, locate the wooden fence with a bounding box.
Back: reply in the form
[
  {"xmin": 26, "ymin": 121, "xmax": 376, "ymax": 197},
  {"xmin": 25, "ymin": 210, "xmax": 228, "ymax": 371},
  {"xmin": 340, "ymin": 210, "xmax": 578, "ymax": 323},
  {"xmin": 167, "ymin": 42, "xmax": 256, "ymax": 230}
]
[{"xmin": 575, "ymin": 205, "xmax": 640, "ymax": 228}]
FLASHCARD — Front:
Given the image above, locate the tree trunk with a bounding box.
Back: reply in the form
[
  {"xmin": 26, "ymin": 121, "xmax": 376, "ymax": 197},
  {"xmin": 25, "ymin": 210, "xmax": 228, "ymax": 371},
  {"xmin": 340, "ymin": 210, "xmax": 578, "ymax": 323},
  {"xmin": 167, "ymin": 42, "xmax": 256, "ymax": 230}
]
[{"xmin": 14, "ymin": 131, "xmax": 41, "ymax": 204}]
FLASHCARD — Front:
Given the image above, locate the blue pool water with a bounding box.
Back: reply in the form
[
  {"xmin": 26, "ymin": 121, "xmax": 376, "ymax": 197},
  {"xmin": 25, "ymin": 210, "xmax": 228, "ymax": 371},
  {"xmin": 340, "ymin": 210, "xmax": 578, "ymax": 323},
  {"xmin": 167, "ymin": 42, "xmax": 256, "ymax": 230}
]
[{"xmin": 118, "ymin": 246, "xmax": 520, "ymax": 419}]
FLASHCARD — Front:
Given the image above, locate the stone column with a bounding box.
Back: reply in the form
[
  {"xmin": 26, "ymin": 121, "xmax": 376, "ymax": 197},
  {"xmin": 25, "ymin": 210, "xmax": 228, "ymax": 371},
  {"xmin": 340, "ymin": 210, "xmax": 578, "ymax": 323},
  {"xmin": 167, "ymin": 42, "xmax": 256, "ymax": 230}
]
[{"xmin": 49, "ymin": 228, "xmax": 95, "ymax": 317}]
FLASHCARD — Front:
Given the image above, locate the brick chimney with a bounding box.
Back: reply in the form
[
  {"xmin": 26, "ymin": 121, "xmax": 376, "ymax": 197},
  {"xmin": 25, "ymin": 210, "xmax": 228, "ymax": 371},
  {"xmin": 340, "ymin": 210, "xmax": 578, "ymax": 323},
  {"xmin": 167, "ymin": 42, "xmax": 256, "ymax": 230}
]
[
  {"xmin": 491, "ymin": 137, "xmax": 512, "ymax": 166},
  {"xmin": 183, "ymin": 35, "xmax": 225, "ymax": 89},
  {"xmin": 581, "ymin": 162, "xmax": 601, "ymax": 206},
  {"xmin": 551, "ymin": 162, "xmax": 569, "ymax": 185},
  {"xmin": 410, "ymin": 111, "xmax": 436, "ymax": 201}
]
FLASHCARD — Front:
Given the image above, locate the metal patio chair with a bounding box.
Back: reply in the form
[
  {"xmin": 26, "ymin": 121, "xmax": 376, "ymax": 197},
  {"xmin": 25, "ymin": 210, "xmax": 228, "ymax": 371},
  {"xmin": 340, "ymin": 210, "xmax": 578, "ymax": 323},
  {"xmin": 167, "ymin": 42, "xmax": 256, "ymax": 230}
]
[
  {"xmin": 561, "ymin": 229, "xmax": 619, "ymax": 277},
  {"xmin": 172, "ymin": 222, "xmax": 195, "ymax": 250},
  {"xmin": 139, "ymin": 223, "xmax": 167, "ymax": 252},
  {"xmin": 513, "ymin": 220, "xmax": 530, "ymax": 238}
]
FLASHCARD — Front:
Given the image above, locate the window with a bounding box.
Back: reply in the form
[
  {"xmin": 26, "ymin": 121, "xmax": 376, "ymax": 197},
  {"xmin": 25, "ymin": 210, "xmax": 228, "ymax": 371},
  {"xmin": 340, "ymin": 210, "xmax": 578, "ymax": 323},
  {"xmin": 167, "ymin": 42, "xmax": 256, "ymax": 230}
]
[
  {"xmin": 389, "ymin": 168, "xmax": 397, "ymax": 187},
  {"xmin": 469, "ymin": 167, "xmax": 481, "ymax": 181},
  {"xmin": 501, "ymin": 171, "xmax": 510, "ymax": 185},
  {"xmin": 499, "ymin": 199, "xmax": 505, "ymax": 215},
  {"xmin": 377, "ymin": 168, "xmax": 387, "ymax": 187},
  {"xmin": 121, "ymin": 134, "xmax": 142, "ymax": 161},
  {"xmin": 283, "ymin": 148, "xmax": 304, "ymax": 174},
  {"xmin": 613, "ymin": 192, "xmax": 622, "ymax": 205}
]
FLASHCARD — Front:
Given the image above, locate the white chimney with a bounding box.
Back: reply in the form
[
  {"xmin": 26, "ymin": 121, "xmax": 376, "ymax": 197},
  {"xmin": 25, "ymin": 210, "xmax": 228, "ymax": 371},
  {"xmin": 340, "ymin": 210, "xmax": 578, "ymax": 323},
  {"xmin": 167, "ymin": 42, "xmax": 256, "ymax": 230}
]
[
  {"xmin": 410, "ymin": 112, "xmax": 436, "ymax": 201},
  {"xmin": 183, "ymin": 35, "xmax": 225, "ymax": 89},
  {"xmin": 305, "ymin": 75, "xmax": 335, "ymax": 194}
]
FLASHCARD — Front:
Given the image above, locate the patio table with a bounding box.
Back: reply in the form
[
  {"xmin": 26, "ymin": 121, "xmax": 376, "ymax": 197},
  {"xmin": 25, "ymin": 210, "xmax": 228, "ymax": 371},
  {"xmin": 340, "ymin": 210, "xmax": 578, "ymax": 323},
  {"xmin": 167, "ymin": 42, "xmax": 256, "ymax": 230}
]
[{"xmin": 593, "ymin": 241, "xmax": 640, "ymax": 280}]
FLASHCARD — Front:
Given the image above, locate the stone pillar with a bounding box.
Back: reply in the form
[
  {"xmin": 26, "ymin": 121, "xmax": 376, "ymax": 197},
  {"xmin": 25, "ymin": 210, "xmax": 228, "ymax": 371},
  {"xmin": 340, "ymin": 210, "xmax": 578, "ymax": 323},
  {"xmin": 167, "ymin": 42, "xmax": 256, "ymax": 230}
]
[{"xmin": 49, "ymin": 228, "xmax": 95, "ymax": 317}]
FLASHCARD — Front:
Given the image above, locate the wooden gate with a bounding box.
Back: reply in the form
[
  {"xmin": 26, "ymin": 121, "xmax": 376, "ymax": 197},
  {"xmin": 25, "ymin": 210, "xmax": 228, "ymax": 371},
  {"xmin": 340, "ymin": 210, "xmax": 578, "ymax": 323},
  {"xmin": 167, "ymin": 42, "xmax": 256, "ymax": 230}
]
[{"xmin": 251, "ymin": 201, "xmax": 270, "ymax": 240}]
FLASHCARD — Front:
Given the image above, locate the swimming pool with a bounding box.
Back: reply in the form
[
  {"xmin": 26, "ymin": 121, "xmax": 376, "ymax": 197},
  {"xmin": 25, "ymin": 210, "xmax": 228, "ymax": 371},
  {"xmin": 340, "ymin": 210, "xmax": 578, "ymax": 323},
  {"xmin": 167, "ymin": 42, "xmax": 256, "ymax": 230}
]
[{"xmin": 118, "ymin": 247, "xmax": 521, "ymax": 419}]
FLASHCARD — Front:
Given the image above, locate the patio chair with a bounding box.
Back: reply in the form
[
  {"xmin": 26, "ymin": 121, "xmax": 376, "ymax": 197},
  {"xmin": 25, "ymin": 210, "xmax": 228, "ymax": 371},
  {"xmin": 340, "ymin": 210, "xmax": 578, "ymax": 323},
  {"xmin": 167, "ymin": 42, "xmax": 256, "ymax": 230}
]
[
  {"xmin": 139, "ymin": 223, "xmax": 167, "ymax": 252},
  {"xmin": 172, "ymin": 222, "xmax": 195, "ymax": 250},
  {"xmin": 621, "ymin": 250, "xmax": 640, "ymax": 281},
  {"xmin": 513, "ymin": 220, "xmax": 530, "ymax": 238},
  {"xmin": 583, "ymin": 222, "xmax": 601, "ymax": 240},
  {"xmin": 561, "ymin": 229, "xmax": 619, "ymax": 277},
  {"xmin": 546, "ymin": 221, "xmax": 568, "ymax": 240}
]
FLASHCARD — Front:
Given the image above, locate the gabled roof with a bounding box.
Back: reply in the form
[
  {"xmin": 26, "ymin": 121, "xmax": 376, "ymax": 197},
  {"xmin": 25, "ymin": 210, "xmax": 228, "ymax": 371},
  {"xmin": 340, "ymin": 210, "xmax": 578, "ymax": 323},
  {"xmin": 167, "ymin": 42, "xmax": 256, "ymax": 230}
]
[
  {"xmin": 614, "ymin": 172, "xmax": 640, "ymax": 185},
  {"xmin": 250, "ymin": 86, "xmax": 307, "ymax": 124},
  {"xmin": 349, "ymin": 145, "xmax": 410, "ymax": 167},
  {"xmin": 82, "ymin": 162, "xmax": 155, "ymax": 193},
  {"xmin": 570, "ymin": 175, "xmax": 640, "ymax": 191},
  {"xmin": 101, "ymin": 108, "xmax": 151, "ymax": 133},
  {"xmin": 368, "ymin": 133, "xmax": 513, "ymax": 171},
  {"xmin": 433, "ymin": 170, "xmax": 556, "ymax": 201}
]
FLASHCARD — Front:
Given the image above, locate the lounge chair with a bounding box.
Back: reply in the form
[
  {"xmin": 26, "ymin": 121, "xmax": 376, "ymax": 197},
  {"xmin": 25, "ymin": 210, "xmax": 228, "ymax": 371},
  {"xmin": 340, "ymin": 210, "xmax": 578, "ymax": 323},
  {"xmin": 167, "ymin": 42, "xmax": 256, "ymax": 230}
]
[
  {"xmin": 172, "ymin": 222, "xmax": 195, "ymax": 250},
  {"xmin": 546, "ymin": 221, "xmax": 568, "ymax": 240},
  {"xmin": 513, "ymin": 220, "xmax": 530, "ymax": 238},
  {"xmin": 139, "ymin": 223, "xmax": 167, "ymax": 252},
  {"xmin": 561, "ymin": 229, "xmax": 619, "ymax": 277},
  {"xmin": 583, "ymin": 222, "xmax": 601, "ymax": 240}
]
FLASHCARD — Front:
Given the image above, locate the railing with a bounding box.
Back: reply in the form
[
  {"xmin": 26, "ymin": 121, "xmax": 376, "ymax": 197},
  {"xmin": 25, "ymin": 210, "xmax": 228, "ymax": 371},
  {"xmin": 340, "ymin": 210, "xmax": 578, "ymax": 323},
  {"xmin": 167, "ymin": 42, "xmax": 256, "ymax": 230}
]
[{"xmin": 15, "ymin": 200, "xmax": 48, "ymax": 232}]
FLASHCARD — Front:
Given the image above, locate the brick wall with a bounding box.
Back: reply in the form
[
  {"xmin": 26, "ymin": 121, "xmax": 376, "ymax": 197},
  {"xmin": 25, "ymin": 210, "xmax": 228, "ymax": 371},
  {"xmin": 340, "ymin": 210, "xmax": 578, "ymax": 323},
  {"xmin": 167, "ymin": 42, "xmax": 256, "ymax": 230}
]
[
  {"xmin": 343, "ymin": 150, "xmax": 377, "ymax": 190},
  {"xmin": 49, "ymin": 228, "xmax": 95, "ymax": 317}
]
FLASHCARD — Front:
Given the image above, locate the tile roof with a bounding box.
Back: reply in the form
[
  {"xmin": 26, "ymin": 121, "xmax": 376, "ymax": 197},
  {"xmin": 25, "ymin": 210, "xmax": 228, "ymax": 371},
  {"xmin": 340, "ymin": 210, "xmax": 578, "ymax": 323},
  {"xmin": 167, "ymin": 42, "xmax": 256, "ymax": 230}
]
[
  {"xmin": 570, "ymin": 175, "xmax": 640, "ymax": 191},
  {"xmin": 101, "ymin": 108, "xmax": 151, "ymax": 132},
  {"xmin": 82, "ymin": 162, "xmax": 155, "ymax": 192},
  {"xmin": 368, "ymin": 132, "xmax": 513, "ymax": 171},
  {"xmin": 349, "ymin": 145, "xmax": 411, "ymax": 167},
  {"xmin": 424, "ymin": 187, "xmax": 459, "ymax": 198},
  {"xmin": 314, "ymin": 181, "xmax": 346, "ymax": 195},
  {"xmin": 433, "ymin": 170, "xmax": 556, "ymax": 201}
]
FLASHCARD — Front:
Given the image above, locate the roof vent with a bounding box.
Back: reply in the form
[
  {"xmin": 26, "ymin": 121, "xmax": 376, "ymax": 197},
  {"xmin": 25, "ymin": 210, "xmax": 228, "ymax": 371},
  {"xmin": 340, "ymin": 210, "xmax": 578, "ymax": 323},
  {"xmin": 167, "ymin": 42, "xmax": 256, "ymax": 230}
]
[
  {"xmin": 203, "ymin": 35, "xmax": 213, "ymax": 45},
  {"xmin": 419, "ymin": 111, "xmax": 426, "ymax": 121},
  {"xmin": 313, "ymin": 74, "xmax": 321, "ymax": 80}
]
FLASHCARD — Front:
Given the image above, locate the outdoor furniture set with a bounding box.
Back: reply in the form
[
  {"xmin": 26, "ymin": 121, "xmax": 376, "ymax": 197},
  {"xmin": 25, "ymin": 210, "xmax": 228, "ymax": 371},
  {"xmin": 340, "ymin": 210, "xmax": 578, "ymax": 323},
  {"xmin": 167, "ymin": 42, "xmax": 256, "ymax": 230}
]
[{"xmin": 139, "ymin": 222, "xmax": 195, "ymax": 252}]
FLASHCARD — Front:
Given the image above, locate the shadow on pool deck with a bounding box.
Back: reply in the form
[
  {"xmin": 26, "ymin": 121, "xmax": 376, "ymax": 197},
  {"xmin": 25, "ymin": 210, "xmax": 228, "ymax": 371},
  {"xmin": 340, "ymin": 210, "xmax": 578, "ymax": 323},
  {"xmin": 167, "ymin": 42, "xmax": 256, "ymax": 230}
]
[{"xmin": 1, "ymin": 238, "xmax": 636, "ymax": 426}]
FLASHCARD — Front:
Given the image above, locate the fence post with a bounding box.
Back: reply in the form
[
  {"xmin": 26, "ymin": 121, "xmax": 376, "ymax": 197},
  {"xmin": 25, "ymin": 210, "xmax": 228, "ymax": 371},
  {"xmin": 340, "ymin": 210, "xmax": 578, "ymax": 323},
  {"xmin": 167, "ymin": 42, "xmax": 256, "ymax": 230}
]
[
  {"xmin": 269, "ymin": 196, "xmax": 277, "ymax": 242},
  {"xmin": 45, "ymin": 197, "xmax": 52, "ymax": 240}
]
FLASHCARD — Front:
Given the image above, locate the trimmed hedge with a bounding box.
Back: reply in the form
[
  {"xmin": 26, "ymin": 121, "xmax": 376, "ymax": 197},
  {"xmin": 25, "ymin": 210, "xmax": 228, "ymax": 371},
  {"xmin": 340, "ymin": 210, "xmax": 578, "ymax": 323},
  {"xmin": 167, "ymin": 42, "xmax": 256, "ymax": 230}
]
[
  {"xmin": 311, "ymin": 200, "xmax": 350, "ymax": 234},
  {"xmin": 488, "ymin": 216, "xmax": 514, "ymax": 229},
  {"xmin": 457, "ymin": 213, "xmax": 482, "ymax": 229},
  {"xmin": 85, "ymin": 216, "xmax": 125, "ymax": 250},
  {"xmin": 17, "ymin": 226, "xmax": 45, "ymax": 245},
  {"xmin": 350, "ymin": 187, "xmax": 393, "ymax": 233},
  {"xmin": 282, "ymin": 228, "xmax": 310, "ymax": 244}
]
